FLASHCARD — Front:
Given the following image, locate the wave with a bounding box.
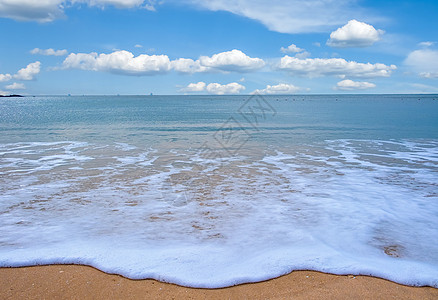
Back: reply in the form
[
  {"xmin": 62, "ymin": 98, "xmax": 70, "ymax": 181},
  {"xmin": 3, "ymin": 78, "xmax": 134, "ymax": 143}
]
[{"xmin": 0, "ymin": 139, "xmax": 437, "ymax": 288}]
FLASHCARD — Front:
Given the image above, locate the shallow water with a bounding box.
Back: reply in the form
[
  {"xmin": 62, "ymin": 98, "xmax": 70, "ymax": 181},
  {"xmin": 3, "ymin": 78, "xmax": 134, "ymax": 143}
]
[{"xmin": 0, "ymin": 95, "xmax": 437, "ymax": 287}]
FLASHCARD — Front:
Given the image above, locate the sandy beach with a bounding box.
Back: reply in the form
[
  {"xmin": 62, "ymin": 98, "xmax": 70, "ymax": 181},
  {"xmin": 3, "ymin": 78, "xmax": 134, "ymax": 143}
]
[{"xmin": 1, "ymin": 265, "xmax": 437, "ymax": 299}]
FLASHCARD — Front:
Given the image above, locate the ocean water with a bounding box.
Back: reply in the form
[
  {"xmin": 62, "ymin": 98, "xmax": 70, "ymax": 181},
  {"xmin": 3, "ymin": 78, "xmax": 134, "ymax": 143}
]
[{"xmin": 0, "ymin": 94, "xmax": 437, "ymax": 288}]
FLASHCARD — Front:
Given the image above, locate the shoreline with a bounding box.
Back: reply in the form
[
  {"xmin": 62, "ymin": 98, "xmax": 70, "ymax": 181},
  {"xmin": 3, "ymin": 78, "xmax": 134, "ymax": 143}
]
[{"xmin": 1, "ymin": 265, "xmax": 437, "ymax": 299}]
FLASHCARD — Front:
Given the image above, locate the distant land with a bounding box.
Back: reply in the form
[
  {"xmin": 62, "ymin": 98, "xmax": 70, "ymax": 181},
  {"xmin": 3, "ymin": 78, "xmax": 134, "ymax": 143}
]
[{"xmin": 0, "ymin": 94, "xmax": 24, "ymax": 97}]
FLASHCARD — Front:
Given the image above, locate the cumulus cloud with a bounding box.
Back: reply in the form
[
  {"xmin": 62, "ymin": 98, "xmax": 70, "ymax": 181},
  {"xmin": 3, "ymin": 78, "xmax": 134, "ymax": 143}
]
[
  {"xmin": 280, "ymin": 44, "xmax": 311, "ymax": 59},
  {"xmin": 5, "ymin": 82, "xmax": 26, "ymax": 90},
  {"xmin": 62, "ymin": 49, "xmax": 264, "ymax": 75},
  {"xmin": 199, "ymin": 49, "xmax": 265, "ymax": 72},
  {"xmin": 280, "ymin": 44, "xmax": 304, "ymax": 54},
  {"xmin": 327, "ymin": 19, "xmax": 384, "ymax": 48},
  {"xmin": 31, "ymin": 48, "xmax": 68, "ymax": 56},
  {"xmin": 62, "ymin": 50, "xmax": 171, "ymax": 75},
  {"xmin": 1, "ymin": 62, "xmax": 41, "ymax": 82},
  {"xmin": 179, "ymin": 81, "xmax": 245, "ymax": 94},
  {"xmin": 278, "ymin": 56, "xmax": 396, "ymax": 78},
  {"xmin": 0, "ymin": 0, "xmax": 157, "ymax": 22},
  {"xmin": 334, "ymin": 79, "xmax": 376, "ymax": 90},
  {"xmin": 179, "ymin": 81, "xmax": 206, "ymax": 92},
  {"xmin": 13, "ymin": 61, "xmax": 41, "ymax": 80},
  {"xmin": 0, "ymin": 73, "xmax": 12, "ymax": 82},
  {"xmin": 252, "ymin": 83, "xmax": 304, "ymax": 95},
  {"xmin": 206, "ymin": 82, "xmax": 245, "ymax": 95},
  {"xmin": 171, "ymin": 58, "xmax": 209, "ymax": 73},
  {"xmin": 405, "ymin": 49, "xmax": 438, "ymax": 79},
  {"xmin": 181, "ymin": 0, "xmax": 367, "ymax": 34}
]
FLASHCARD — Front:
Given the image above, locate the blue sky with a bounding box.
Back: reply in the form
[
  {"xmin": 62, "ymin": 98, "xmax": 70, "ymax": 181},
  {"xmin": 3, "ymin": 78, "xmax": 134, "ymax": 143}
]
[{"xmin": 0, "ymin": 0, "xmax": 437, "ymax": 95}]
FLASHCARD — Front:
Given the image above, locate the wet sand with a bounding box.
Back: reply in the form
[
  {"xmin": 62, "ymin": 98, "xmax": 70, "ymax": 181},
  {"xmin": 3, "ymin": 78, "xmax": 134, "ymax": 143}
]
[{"xmin": 1, "ymin": 265, "xmax": 437, "ymax": 299}]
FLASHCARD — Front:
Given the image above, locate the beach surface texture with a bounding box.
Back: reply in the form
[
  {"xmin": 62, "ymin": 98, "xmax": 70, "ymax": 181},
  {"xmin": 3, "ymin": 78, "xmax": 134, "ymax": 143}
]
[{"xmin": 1, "ymin": 265, "xmax": 437, "ymax": 299}]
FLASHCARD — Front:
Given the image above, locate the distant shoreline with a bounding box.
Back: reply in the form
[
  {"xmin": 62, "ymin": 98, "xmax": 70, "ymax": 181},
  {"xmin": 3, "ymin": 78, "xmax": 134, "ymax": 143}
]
[
  {"xmin": 1, "ymin": 94, "xmax": 438, "ymax": 97},
  {"xmin": 0, "ymin": 94, "xmax": 23, "ymax": 98}
]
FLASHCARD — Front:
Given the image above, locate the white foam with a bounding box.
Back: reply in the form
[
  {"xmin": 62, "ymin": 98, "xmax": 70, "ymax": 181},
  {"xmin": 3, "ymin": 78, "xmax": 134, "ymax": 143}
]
[{"xmin": 0, "ymin": 140, "xmax": 437, "ymax": 288}]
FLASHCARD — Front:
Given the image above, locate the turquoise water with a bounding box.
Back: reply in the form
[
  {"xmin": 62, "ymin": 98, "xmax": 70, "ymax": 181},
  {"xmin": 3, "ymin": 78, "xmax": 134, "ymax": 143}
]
[
  {"xmin": 1, "ymin": 95, "xmax": 437, "ymax": 144},
  {"xmin": 0, "ymin": 95, "xmax": 437, "ymax": 287}
]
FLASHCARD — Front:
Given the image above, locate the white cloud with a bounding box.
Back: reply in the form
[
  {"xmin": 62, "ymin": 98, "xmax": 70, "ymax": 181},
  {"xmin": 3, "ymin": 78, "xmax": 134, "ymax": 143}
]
[
  {"xmin": 79, "ymin": 0, "xmax": 146, "ymax": 9},
  {"xmin": 0, "ymin": 89, "xmax": 9, "ymax": 96},
  {"xmin": 5, "ymin": 82, "xmax": 26, "ymax": 90},
  {"xmin": 134, "ymin": 44, "xmax": 143, "ymax": 48},
  {"xmin": 0, "ymin": 73, "xmax": 12, "ymax": 82},
  {"xmin": 280, "ymin": 44, "xmax": 304, "ymax": 54},
  {"xmin": 179, "ymin": 81, "xmax": 245, "ymax": 94},
  {"xmin": 294, "ymin": 51, "xmax": 311, "ymax": 59},
  {"xmin": 334, "ymin": 79, "xmax": 376, "ymax": 90},
  {"xmin": 180, "ymin": 0, "xmax": 368, "ymax": 34},
  {"xmin": 418, "ymin": 41, "xmax": 435, "ymax": 48},
  {"xmin": 280, "ymin": 44, "xmax": 311, "ymax": 59},
  {"xmin": 278, "ymin": 56, "xmax": 396, "ymax": 78},
  {"xmin": 327, "ymin": 20, "xmax": 384, "ymax": 48},
  {"xmin": 1, "ymin": 62, "xmax": 41, "ymax": 82},
  {"xmin": 0, "ymin": 0, "xmax": 157, "ymax": 22},
  {"xmin": 199, "ymin": 49, "xmax": 265, "ymax": 72},
  {"xmin": 62, "ymin": 50, "xmax": 171, "ymax": 75},
  {"xmin": 206, "ymin": 82, "xmax": 245, "ymax": 95},
  {"xmin": 253, "ymin": 83, "xmax": 304, "ymax": 95},
  {"xmin": 62, "ymin": 49, "xmax": 264, "ymax": 75},
  {"xmin": 405, "ymin": 49, "xmax": 438, "ymax": 78},
  {"xmin": 31, "ymin": 48, "xmax": 68, "ymax": 56},
  {"xmin": 0, "ymin": 0, "xmax": 64, "ymax": 22},
  {"xmin": 179, "ymin": 81, "xmax": 206, "ymax": 92},
  {"xmin": 171, "ymin": 58, "xmax": 209, "ymax": 73},
  {"xmin": 419, "ymin": 72, "xmax": 438, "ymax": 79},
  {"xmin": 13, "ymin": 61, "xmax": 41, "ymax": 80}
]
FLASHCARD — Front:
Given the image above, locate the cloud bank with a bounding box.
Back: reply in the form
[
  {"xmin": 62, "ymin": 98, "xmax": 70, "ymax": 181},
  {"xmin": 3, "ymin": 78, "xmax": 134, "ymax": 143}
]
[
  {"xmin": 278, "ymin": 56, "xmax": 396, "ymax": 78},
  {"xmin": 63, "ymin": 51, "xmax": 172, "ymax": 75},
  {"xmin": 62, "ymin": 50, "xmax": 265, "ymax": 75}
]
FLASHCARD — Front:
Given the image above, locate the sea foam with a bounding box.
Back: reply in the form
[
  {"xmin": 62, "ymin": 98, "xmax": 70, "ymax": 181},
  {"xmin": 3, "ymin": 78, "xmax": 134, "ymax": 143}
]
[{"xmin": 0, "ymin": 139, "xmax": 437, "ymax": 288}]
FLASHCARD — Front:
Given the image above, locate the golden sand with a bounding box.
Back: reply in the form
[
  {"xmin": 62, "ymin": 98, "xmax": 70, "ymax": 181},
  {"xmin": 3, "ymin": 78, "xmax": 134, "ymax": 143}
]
[{"xmin": 1, "ymin": 265, "xmax": 437, "ymax": 299}]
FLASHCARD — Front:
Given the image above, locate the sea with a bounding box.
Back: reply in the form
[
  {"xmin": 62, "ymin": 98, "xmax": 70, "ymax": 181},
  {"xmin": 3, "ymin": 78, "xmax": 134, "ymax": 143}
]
[{"xmin": 0, "ymin": 94, "xmax": 437, "ymax": 288}]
